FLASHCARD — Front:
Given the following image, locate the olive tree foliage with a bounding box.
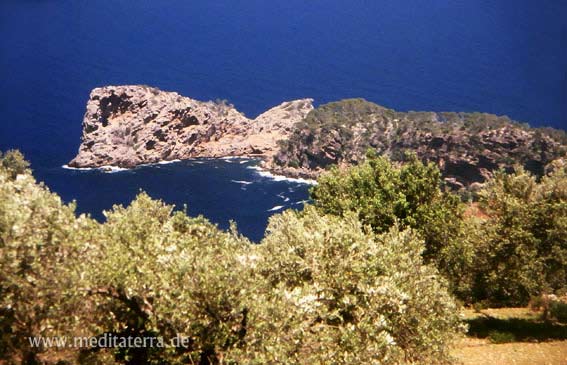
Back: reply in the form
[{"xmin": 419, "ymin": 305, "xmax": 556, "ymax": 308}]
[
  {"xmin": 472, "ymin": 166, "xmax": 567, "ymax": 306},
  {"xmin": 0, "ymin": 155, "xmax": 95, "ymax": 364},
  {"xmin": 1, "ymin": 152, "xmax": 465, "ymax": 365},
  {"xmin": 237, "ymin": 207, "xmax": 464, "ymax": 365},
  {"xmin": 77, "ymin": 196, "xmax": 463, "ymax": 365},
  {"xmin": 0, "ymin": 150, "xmax": 31, "ymax": 179},
  {"xmin": 310, "ymin": 152, "xmax": 476, "ymax": 299},
  {"xmin": 77, "ymin": 193, "xmax": 257, "ymax": 365}
]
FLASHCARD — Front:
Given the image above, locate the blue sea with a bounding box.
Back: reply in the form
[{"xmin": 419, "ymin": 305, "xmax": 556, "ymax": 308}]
[{"xmin": 1, "ymin": 0, "xmax": 566, "ymax": 241}]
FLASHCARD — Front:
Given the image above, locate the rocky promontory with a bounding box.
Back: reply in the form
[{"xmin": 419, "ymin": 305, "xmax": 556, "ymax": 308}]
[
  {"xmin": 68, "ymin": 85, "xmax": 313, "ymax": 168},
  {"xmin": 268, "ymin": 99, "xmax": 567, "ymax": 189},
  {"xmin": 70, "ymin": 86, "xmax": 567, "ymax": 189}
]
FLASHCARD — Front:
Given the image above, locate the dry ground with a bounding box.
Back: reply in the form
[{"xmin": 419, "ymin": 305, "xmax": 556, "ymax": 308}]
[
  {"xmin": 453, "ymin": 338, "xmax": 567, "ymax": 365},
  {"xmin": 452, "ymin": 308, "xmax": 567, "ymax": 365}
]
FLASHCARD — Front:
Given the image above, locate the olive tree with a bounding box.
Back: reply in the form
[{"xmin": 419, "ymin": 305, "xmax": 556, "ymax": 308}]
[
  {"xmin": 236, "ymin": 207, "xmax": 464, "ymax": 365},
  {"xmin": 77, "ymin": 193, "xmax": 257, "ymax": 365},
  {"xmin": 0, "ymin": 161, "xmax": 94, "ymax": 364},
  {"xmin": 310, "ymin": 153, "xmax": 475, "ymax": 299},
  {"xmin": 472, "ymin": 166, "xmax": 567, "ymax": 305}
]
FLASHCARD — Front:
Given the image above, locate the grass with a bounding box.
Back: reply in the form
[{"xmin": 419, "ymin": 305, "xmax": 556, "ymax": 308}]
[{"xmin": 488, "ymin": 330, "xmax": 516, "ymax": 344}]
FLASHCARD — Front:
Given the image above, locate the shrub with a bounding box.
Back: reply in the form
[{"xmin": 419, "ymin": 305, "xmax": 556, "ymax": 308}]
[
  {"xmin": 77, "ymin": 193, "xmax": 256, "ymax": 364},
  {"xmin": 472, "ymin": 166, "xmax": 567, "ymax": 305},
  {"xmin": 0, "ymin": 150, "xmax": 31, "ymax": 179},
  {"xmin": 549, "ymin": 301, "xmax": 567, "ymax": 323},
  {"xmin": 488, "ymin": 331, "xmax": 516, "ymax": 344},
  {"xmin": 310, "ymin": 152, "xmax": 476, "ymax": 300},
  {"xmin": 244, "ymin": 207, "xmax": 464, "ymax": 364},
  {"xmin": 0, "ymin": 162, "xmax": 94, "ymax": 364}
]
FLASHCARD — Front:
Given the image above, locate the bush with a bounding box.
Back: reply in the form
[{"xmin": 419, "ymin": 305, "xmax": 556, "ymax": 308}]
[
  {"xmin": 245, "ymin": 207, "xmax": 464, "ymax": 364},
  {"xmin": 472, "ymin": 166, "xmax": 567, "ymax": 305},
  {"xmin": 77, "ymin": 193, "xmax": 256, "ymax": 364},
  {"xmin": 0, "ymin": 150, "xmax": 31, "ymax": 179},
  {"xmin": 549, "ymin": 301, "xmax": 567, "ymax": 323},
  {"xmin": 0, "ymin": 162, "xmax": 94, "ymax": 364},
  {"xmin": 310, "ymin": 152, "xmax": 476, "ymax": 300},
  {"xmin": 488, "ymin": 331, "xmax": 516, "ymax": 344}
]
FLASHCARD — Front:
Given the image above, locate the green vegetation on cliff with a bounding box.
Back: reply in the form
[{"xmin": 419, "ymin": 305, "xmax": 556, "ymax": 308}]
[{"xmin": 273, "ymin": 99, "xmax": 567, "ymax": 188}]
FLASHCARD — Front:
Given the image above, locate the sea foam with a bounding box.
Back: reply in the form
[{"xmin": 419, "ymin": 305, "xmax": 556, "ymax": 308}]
[
  {"xmin": 247, "ymin": 166, "xmax": 317, "ymax": 185},
  {"xmin": 62, "ymin": 164, "xmax": 129, "ymax": 173}
]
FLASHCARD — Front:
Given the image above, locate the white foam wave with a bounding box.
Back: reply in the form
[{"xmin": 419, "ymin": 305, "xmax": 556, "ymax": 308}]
[
  {"xmin": 246, "ymin": 166, "xmax": 317, "ymax": 185},
  {"xmin": 293, "ymin": 200, "xmax": 309, "ymax": 206},
  {"xmin": 267, "ymin": 205, "xmax": 285, "ymax": 212},
  {"xmin": 276, "ymin": 192, "xmax": 291, "ymax": 202},
  {"xmin": 136, "ymin": 159, "xmax": 183, "ymax": 168},
  {"xmin": 157, "ymin": 159, "xmax": 181, "ymax": 165},
  {"xmin": 62, "ymin": 164, "xmax": 129, "ymax": 173},
  {"xmin": 62, "ymin": 164, "xmax": 94, "ymax": 171},
  {"xmin": 231, "ymin": 180, "xmax": 253, "ymax": 185}
]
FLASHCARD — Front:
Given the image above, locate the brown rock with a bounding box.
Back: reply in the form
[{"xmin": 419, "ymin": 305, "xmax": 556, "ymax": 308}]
[{"xmin": 68, "ymin": 85, "xmax": 313, "ymax": 168}]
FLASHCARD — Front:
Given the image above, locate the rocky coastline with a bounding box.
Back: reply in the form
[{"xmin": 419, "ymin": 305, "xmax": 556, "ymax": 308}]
[{"xmin": 70, "ymin": 86, "xmax": 567, "ymax": 189}]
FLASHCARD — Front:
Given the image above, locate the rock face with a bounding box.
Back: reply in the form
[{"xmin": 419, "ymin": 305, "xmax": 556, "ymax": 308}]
[
  {"xmin": 269, "ymin": 99, "xmax": 567, "ymax": 188},
  {"xmin": 69, "ymin": 85, "xmax": 313, "ymax": 168}
]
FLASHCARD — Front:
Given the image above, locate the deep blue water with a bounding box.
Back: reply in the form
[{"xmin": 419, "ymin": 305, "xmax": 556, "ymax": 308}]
[
  {"xmin": 56, "ymin": 159, "xmax": 311, "ymax": 242},
  {"xmin": 1, "ymin": 0, "xmax": 566, "ymax": 240}
]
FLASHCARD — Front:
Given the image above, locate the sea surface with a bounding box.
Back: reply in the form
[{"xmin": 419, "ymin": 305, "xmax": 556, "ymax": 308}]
[{"xmin": 1, "ymin": 0, "xmax": 566, "ymax": 240}]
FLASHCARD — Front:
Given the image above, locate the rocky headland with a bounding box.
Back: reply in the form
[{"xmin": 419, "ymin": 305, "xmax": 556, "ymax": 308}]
[
  {"xmin": 68, "ymin": 85, "xmax": 314, "ymax": 168},
  {"xmin": 70, "ymin": 86, "xmax": 567, "ymax": 189}
]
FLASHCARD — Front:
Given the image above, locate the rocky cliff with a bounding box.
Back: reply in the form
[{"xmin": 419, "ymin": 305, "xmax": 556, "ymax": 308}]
[
  {"xmin": 68, "ymin": 85, "xmax": 313, "ymax": 168},
  {"xmin": 268, "ymin": 99, "xmax": 567, "ymax": 189},
  {"xmin": 70, "ymin": 87, "xmax": 567, "ymax": 189}
]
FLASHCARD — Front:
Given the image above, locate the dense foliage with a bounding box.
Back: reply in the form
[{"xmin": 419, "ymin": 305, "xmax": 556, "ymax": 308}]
[
  {"xmin": 309, "ymin": 152, "xmax": 567, "ymax": 306},
  {"xmin": 248, "ymin": 208, "xmax": 463, "ymax": 364},
  {"xmin": 1, "ymin": 153, "xmax": 463, "ymax": 364},
  {"xmin": 0, "ymin": 150, "xmax": 31, "ymax": 178},
  {"xmin": 471, "ymin": 166, "xmax": 567, "ymax": 306},
  {"xmin": 2, "ymin": 150, "xmax": 565, "ymax": 364},
  {"xmin": 74, "ymin": 194, "xmax": 258, "ymax": 364},
  {"xmin": 0, "ymin": 151, "xmax": 94, "ymax": 364},
  {"xmin": 310, "ymin": 152, "xmax": 475, "ymax": 298}
]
